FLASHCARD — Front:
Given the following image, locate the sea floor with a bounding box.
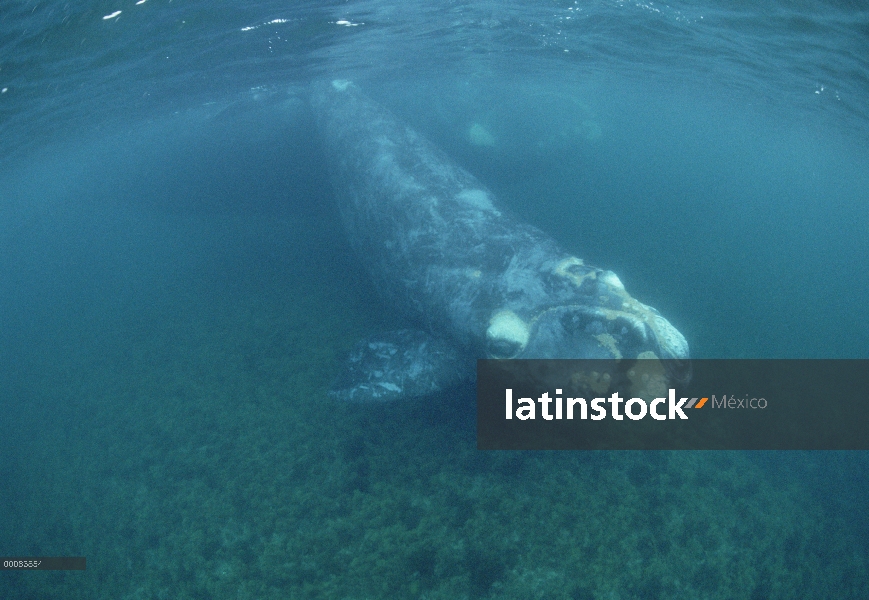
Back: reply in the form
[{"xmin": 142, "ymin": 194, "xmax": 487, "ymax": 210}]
[{"xmin": 2, "ymin": 208, "xmax": 867, "ymax": 600}]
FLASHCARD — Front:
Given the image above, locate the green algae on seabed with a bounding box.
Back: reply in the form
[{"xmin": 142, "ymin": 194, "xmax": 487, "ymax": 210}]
[{"xmin": 5, "ymin": 216, "xmax": 868, "ymax": 600}]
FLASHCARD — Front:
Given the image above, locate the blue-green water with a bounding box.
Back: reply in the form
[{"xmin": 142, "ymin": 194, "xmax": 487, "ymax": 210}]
[{"xmin": 1, "ymin": 0, "xmax": 868, "ymax": 598}]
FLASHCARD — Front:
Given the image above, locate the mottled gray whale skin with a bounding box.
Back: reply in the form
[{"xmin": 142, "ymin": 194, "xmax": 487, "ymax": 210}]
[{"xmin": 311, "ymin": 80, "xmax": 689, "ymax": 402}]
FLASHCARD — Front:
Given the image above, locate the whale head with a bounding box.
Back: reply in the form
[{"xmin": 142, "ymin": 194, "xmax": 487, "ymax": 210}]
[{"xmin": 485, "ymin": 261, "xmax": 690, "ymax": 384}]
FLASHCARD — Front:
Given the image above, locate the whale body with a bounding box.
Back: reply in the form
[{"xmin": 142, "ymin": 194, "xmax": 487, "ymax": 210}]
[{"xmin": 311, "ymin": 80, "xmax": 689, "ymax": 402}]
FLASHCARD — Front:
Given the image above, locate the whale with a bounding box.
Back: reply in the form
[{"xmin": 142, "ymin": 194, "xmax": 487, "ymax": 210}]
[{"xmin": 311, "ymin": 80, "xmax": 689, "ymax": 402}]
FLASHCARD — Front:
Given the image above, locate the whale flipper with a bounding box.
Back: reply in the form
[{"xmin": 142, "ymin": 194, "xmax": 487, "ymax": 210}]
[{"xmin": 329, "ymin": 330, "xmax": 468, "ymax": 403}]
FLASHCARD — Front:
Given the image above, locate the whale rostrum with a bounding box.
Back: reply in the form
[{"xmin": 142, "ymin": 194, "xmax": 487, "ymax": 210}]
[{"xmin": 311, "ymin": 80, "xmax": 689, "ymax": 402}]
